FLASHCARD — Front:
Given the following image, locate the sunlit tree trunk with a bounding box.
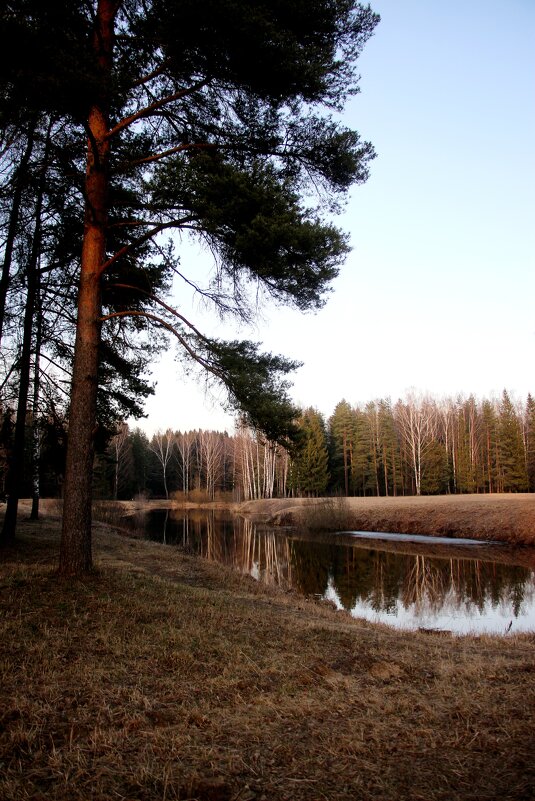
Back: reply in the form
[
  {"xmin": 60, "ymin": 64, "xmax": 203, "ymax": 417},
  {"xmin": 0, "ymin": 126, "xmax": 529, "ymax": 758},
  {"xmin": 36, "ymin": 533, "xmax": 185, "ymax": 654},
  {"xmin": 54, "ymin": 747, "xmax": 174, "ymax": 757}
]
[
  {"xmin": 243, "ymin": 431, "xmax": 255, "ymax": 500},
  {"xmin": 110, "ymin": 422, "xmax": 130, "ymax": 500},
  {"xmin": 277, "ymin": 447, "xmax": 289, "ymax": 497},
  {"xmin": 263, "ymin": 442, "xmax": 277, "ymax": 499},
  {"xmin": 59, "ymin": 0, "xmax": 116, "ymax": 575},
  {"xmin": 200, "ymin": 430, "xmax": 223, "ymax": 500},
  {"xmin": 233, "ymin": 424, "xmax": 289, "ymax": 500}
]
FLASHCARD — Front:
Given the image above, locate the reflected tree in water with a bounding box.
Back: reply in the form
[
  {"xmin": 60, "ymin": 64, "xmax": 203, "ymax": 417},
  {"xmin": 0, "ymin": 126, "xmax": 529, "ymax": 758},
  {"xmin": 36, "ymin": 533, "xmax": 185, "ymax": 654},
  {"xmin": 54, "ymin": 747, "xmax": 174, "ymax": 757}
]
[{"xmin": 129, "ymin": 510, "xmax": 535, "ymax": 630}]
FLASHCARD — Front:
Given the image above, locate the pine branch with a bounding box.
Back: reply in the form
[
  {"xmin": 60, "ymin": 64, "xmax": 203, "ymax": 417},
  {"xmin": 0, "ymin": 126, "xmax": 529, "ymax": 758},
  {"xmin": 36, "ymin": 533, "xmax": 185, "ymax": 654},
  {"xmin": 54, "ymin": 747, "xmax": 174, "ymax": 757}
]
[
  {"xmin": 106, "ymin": 79, "xmax": 210, "ymax": 140},
  {"xmin": 99, "ymin": 309, "xmax": 224, "ymax": 379}
]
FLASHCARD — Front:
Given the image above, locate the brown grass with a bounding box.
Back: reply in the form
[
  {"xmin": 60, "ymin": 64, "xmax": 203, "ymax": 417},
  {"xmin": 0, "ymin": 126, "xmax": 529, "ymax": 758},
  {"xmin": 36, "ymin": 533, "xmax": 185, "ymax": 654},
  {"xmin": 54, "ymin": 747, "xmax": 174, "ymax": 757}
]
[
  {"xmin": 238, "ymin": 494, "xmax": 535, "ymax": 546},
  {"xmin": 1, "ymin": 503, "xmax": 534, "ymax": 800}
]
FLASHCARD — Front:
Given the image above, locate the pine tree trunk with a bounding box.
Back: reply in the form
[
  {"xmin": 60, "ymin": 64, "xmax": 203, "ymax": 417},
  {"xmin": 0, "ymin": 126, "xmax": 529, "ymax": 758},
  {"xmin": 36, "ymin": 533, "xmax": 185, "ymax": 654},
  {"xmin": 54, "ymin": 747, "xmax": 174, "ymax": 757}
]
[
  {"xmin": 1, "ymin": 222, "xmax": 40, "ymax": 543},
  {"xmin": 0, "ymin": 123, "xmax": 36, "ymax": 348},
  {"xmin": 58, "ymin": 231, "xmax": 103, "ymax": 573},
  {"xmin": 1, "ymin": 121, "xmax": 48, "ymax": 544},
  {"xmin": 58, "ymin": 114, "xmax": 107, "ymax": 574},
  {"xmin": 59, "ymin": 0, "xmax": 115, "ymax": 575}
]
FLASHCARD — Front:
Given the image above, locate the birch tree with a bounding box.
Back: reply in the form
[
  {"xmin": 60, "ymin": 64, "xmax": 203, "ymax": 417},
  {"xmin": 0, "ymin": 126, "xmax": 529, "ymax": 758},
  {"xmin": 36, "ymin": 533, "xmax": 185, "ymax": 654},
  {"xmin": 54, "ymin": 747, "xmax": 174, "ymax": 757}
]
[
  {"xmin": 109, "ymin": 422, "xmax": 131, "ymax": 500},
  {"xmin": 176, "ymin": 430, "xmax": 195, "ymax": 498},
  {"xmin": 394, "ymin": 393, "xmax": 438, "ymax": 496},
  {"xmin": 199, "ymin": 430, "xmax": 223, "ymax": 500},
  {"xmin": 148, "ymin": 429, "xmax": 176, "ymax": 500}
]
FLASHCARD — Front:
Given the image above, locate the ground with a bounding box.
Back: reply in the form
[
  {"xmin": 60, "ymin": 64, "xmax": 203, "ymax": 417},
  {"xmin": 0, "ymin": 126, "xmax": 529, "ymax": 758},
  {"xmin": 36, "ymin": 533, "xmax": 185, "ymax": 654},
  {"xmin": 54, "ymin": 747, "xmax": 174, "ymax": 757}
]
[{"xmin": 1, "ymin": 496, "xmax": 534, "ymax": 800}]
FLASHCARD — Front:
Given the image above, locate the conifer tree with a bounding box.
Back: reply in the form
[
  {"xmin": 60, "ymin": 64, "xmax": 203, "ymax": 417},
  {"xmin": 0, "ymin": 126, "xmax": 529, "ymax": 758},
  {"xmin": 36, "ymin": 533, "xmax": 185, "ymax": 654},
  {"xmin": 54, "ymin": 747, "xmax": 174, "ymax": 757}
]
[
  {"xmin": 524, "ymin": 394, "xmax": 535, "ymax": 492},
  {"xmin": 0, "ymin": 1, "xmax": 378, "ymax": 572},
  {"xmin": 497, "ymin": 390, "xmax": 528, "ymax": 492},
  {"xmin": 328, "ymin": 400, "xmax": 357, "ymax": 495},
  {"xmin": 376, "ymin": 398, "xmax": 401, "ymax": 496},
  {"xmin": 289, "ymin": 408, "xmax": 329, "ymax": 496},
  {"xmin": 453, "ymin": 398, "xmax": 479, "ymax": 494},
  {"xmin": 480, "ymin": 399, "xmax": 499, "ymax": 493},
  {"xmin": 351, "ymin": 406, "xmax": 375, "ymax": 496}
]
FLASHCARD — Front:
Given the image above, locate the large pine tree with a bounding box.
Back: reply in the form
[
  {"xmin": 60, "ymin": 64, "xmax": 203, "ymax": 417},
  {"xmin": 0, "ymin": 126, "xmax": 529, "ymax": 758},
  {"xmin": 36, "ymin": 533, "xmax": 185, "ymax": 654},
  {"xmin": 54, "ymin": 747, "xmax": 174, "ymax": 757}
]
[
  {"xmin": 328, "ymin": 399, "xmax": 357, "ymax": 495},
  {"xmin": 0, "ymin": 1, "xmax": 378, "ymax": 572}
]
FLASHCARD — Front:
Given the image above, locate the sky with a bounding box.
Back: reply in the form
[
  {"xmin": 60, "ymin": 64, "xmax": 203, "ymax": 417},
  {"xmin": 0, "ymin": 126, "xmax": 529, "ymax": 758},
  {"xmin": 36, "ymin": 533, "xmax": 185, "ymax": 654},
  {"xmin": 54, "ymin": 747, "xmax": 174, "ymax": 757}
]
[{"xmin": 133, "ymin": 0, "xmax": 535, "ymax": 437}]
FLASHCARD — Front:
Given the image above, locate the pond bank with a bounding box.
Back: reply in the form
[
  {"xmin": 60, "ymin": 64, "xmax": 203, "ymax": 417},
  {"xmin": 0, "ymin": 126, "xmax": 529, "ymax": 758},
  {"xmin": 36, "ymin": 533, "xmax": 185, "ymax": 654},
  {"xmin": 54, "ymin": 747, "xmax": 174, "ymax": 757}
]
[
  {"xmin": 237, "ymin": 494, "xmax": 535, "ymax": 545},
  {"xmin": 80, "ymin": 493, "xmax": 535, "ymax": 546}
]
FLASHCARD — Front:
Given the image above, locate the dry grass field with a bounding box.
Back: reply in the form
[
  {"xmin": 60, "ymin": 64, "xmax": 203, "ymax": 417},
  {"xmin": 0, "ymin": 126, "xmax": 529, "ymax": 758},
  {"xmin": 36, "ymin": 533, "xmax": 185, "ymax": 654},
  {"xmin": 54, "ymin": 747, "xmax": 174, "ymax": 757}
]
[
  {"xmin": 238, "ymin": 493, "xmax": 535, "ymax": 545},
  {"xmin": 1, "ymin": 498, "xmax": 535, "ymax": 800}
]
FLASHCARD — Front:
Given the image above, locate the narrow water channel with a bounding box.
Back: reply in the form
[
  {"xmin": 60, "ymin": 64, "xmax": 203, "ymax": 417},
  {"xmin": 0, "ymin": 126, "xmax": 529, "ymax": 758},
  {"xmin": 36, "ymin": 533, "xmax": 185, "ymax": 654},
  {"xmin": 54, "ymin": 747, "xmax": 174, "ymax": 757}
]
[{"xmin": 121, "ymin": 508, "xmax": 535, "ymax": 635}]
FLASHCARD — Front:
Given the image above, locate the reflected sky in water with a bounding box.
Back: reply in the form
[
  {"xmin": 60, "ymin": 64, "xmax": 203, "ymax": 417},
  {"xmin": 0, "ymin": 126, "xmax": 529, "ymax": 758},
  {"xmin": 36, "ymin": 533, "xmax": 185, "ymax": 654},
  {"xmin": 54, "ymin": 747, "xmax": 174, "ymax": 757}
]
[
  {"xmin": 326, "ymin": 579, "xmax": 534, "ymax": 635},
  {"xmin": 124, "ymin": 508, "xmax": 535, "ymax": 635}
]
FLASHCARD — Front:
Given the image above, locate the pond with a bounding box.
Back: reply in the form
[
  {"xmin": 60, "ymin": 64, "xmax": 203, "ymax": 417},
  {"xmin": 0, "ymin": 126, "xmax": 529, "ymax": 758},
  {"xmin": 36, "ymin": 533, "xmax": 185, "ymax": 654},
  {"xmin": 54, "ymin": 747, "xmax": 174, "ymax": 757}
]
[{"xmin": 121, "ymin": 508, "xmax": 535, "ymax": 636}]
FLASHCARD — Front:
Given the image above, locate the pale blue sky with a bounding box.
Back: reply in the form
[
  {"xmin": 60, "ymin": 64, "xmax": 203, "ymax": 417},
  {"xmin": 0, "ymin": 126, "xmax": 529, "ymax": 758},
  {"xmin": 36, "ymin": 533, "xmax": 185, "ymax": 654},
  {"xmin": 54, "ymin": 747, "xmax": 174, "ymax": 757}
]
[{"xmin": 136, "ymin": 0, "xmax": 535, "ymax": 435}]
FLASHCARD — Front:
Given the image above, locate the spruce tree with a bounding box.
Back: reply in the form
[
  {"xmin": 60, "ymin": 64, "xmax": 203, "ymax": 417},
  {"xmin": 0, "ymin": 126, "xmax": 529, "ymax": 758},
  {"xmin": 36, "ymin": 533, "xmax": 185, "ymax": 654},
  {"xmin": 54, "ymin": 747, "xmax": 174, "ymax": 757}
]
[
  {"xmin": 289, "ymin": 408, "xmax": 329, "ymax": 496},
  {"xmin": 525, "ymin": 394, "xmax": 535, "ymax": 492},
  {"xmin": 480, "ymin": 399, "xmax": 499, "ymax": 493},
  {"xmin": 497, "ymin": 390, "xmax": 528, "ymax": 492}
]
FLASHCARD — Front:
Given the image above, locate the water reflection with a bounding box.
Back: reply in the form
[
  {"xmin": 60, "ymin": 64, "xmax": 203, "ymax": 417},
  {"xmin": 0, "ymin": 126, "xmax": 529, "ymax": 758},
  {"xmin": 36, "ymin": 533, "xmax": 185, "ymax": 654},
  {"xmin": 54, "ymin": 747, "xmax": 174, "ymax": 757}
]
[{"xmin": 123, "ymin": 508, "xmax": 535, "ymax": 635}]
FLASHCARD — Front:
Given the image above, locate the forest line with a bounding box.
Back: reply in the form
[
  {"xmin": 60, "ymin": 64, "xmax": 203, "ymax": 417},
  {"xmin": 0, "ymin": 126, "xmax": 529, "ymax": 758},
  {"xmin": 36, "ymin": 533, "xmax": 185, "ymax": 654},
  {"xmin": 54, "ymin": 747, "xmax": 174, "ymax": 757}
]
[{"xmin": 4, "ymin": 387, "xmax": 529, "ymax": 503}]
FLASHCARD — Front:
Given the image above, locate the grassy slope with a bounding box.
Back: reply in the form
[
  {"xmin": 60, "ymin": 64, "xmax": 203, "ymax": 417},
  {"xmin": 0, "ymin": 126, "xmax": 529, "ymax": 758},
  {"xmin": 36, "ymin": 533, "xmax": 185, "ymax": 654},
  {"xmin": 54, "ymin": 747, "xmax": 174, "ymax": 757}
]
[
  {"xmin": 1, "ymin": 506, "xmax": 535, "ymax": 801},
  {"xmin": 237, "ymin": 493, "xmax": 535, "ymax": 545}
]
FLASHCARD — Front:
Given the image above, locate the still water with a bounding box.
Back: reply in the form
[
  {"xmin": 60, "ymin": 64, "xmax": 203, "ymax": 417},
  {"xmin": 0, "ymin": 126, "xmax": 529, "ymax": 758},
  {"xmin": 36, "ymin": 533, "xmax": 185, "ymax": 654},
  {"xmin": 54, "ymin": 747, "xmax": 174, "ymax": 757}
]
[{"xmin": 122, "ymin": 508, "xmax": 535, "ymax": 636}]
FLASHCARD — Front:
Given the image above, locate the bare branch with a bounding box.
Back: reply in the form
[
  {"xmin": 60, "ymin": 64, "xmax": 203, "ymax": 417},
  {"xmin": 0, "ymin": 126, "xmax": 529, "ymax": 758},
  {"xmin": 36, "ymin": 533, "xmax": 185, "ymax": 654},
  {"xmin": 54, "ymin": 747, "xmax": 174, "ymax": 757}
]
[
  {"xmin": 106, "ymin": 79, "xmax": 209, "ymax": 140},
  {"xmin": 38, "ymin": 367, "xmax": 70, "ymax": 397},
  {"xmin": 39, "ymin": 353, "xmax": 73, "ymax": 377},
  {"xmin": 99, "ymin": 309, "xmax": 225, "ymax": 380},
  {"xmin": 107, "ymin": 283, "xmax": 209, "ymax": 341},
  {"xmin": 97, "ymin": 217, "xmax": 196, "ymax": 275},
  {"xmin": 129, "ymin": 58, "xmax": 172, "ymax": 90},
  {"xmin": 124, "ymin": 140, "xmax": 217, "ymax": 169}
]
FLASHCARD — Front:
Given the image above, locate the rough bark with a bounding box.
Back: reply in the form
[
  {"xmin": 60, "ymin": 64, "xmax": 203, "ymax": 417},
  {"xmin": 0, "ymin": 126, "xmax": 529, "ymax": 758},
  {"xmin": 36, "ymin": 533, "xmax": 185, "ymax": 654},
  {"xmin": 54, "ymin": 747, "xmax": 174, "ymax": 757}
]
[
  {"xmin": 59, "ymin": 0, "xmax": 116, "ymax": 575},
  {"xmin": 0, "ymin": 123, "xmax": 36, "ymax": 348},
  {"xmin": 1, "ymin": 261, "xmax": 39, "ymax": 542},
  {"xmin": 0, "ymin": 122, "xmax": 48, "ymax": 545}
]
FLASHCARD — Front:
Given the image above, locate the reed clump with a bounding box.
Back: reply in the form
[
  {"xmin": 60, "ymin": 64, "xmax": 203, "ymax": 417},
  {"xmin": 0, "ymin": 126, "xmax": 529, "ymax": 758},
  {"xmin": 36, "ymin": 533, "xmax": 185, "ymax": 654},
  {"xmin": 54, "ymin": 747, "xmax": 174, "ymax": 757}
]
[{"xmin": 292, "ymin": 496, "xmax": 354, "ymax": 531}]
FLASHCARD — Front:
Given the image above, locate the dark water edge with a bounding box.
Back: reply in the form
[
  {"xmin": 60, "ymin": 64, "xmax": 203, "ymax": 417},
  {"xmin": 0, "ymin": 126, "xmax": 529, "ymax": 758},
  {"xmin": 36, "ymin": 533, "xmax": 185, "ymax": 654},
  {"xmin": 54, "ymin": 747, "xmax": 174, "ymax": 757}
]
[{"xmin": 118, "ymin": 508, "xmax": 535, "ymax": 636}]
